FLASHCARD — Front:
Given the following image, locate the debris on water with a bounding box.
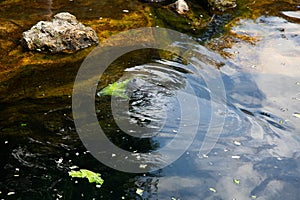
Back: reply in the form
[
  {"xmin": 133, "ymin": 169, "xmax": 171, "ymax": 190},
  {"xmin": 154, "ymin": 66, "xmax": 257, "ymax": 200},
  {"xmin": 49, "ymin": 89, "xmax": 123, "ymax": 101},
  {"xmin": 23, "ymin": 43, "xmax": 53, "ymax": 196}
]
[
  {"xmin": 231, "ymin": 155, "xmax": 240, "ymax": 159},
  {"xmin": 224, "ymin": 148, "xmax": 229, "ymax": 152},
  {"xmin": 209, "ymin": 187, "xmax": 217, "ymax": 193},
  {"xmin": 7, "ymin": 191, "xmax": 15, "ymax": 195},
  {"xmin": 233, "ymin": 140, "xmax": 241, "ymax": 146},
  {"xmin": 123, "ymin": 9, "xmax": 129, "ymax": 13},
  {"xmin": 20, "ymin": 123, "xmax": 27, "ymax": 127},
  {"xmin": 293, "ymin": 113, "xmax": 300, "ymax": 119},
  {"xmin": 68, "ymin": 169, "xmax": 104, "ymax": 186},
  {"xmin": 202, "ymin": 154, "xmax": 209, "ymax": 158},
  {"xmin": 139, "ymin": 164, "xmax": 147, "ymax": 169},
  {"xmin": 136, "ymin": 188, "xmax": 144, "ymax": 196},
  {"xmin": 4, "ymin": 141, "xmax": 8, "ymax": 144},
  {"xmin": 250, "ymin": 195, "xmax": 257, "ymax": 199},
  {"xmin": 97, "ymin": 78, "xmax": 131, "ymax": 99},
  {"xmin": 233, "ymin": 178, "xmax": 240, "ymax": 185},
  {"xmin": 55, "ymin": 158, "xmax": 63, "ymax": 164}
]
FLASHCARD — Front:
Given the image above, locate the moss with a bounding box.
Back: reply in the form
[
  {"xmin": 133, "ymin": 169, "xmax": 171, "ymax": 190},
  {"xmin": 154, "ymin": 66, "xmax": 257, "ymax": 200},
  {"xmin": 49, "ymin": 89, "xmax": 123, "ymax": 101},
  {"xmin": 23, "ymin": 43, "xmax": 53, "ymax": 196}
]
[{"xmin": 151, "ymin": 2, "xmax": 211, "ymax": 34}]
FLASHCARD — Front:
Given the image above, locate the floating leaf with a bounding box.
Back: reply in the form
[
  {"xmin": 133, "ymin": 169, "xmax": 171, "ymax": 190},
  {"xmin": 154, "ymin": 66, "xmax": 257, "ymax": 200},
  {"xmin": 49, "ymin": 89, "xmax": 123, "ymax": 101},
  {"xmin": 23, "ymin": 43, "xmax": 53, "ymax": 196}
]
[
  {"xmin": 233, "ymin": 178, "xmax": 240, "ymax": 185},
  {"xmin": 293, "ymin": 113, "xmax": 300, "ymax": 119},
  {"xmin": 209, "ymin": 187, "xmax": 217, "ymax": 193},
  {"xmin": 97, "ymin": 78, "xmax": 132, "ymax": 99},
  {"xmin": 233, "ymin": 140, "xmax": 241, "ymax": 146},
  {"xmin": 231, "ymin": 155, "xmax": 240, "ymax": 159},
  {"xmin": 20, "ymin": 123, "xmax": 27, "ymax": 127},
  {"xmin": 136, "ymin": 188, "xmax": 144, "ymax": 196},
  {"xmin": 69, "ymin": 169, "xmax": 104, "ymax": 186},
  {"xmin": 7, "ymin": 192, "xmax": 15, "ymax": 196}
]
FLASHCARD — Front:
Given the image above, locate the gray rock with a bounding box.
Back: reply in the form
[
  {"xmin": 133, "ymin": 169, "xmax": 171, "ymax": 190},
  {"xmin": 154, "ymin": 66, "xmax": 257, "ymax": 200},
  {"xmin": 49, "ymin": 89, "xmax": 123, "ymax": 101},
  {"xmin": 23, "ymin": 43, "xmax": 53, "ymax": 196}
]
[{"xmin": 22, "ymin": 12, "xmax": 99, "ymax": 53}]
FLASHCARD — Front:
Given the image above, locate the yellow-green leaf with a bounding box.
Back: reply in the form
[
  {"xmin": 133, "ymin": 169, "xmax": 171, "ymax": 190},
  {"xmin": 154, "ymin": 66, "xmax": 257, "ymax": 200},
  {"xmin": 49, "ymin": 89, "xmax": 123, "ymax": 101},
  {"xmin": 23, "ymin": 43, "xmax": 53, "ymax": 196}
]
[
  {"xmin": 69, "ymin": 169, "xmax": 104, "ymax": 186},
  {"xmin": 293, "ymin": 113, "xmax": 300, "ymax": 119},
  {"xmin": 97, "ymin": 78, "xmax": 132, "ymax": 99},
  {"xmin": 233, "ymin": 179, "xmax": 240, "ymax": 185}
]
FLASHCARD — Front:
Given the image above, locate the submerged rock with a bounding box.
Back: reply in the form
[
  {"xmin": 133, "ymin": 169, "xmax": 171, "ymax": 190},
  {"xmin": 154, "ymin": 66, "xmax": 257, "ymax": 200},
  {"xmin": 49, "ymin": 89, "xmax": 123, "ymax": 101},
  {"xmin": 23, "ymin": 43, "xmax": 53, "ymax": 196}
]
[
  {"xmin": 142, "ymin": 0, "xmax": 176, "ymax": 4},
  {"xmin": 22, "ymin": 12, "xmax": 99, "ymax": 53},
  {"xmin": 208, "ymin": 0, "xmax": 236, "ymax": 11}
]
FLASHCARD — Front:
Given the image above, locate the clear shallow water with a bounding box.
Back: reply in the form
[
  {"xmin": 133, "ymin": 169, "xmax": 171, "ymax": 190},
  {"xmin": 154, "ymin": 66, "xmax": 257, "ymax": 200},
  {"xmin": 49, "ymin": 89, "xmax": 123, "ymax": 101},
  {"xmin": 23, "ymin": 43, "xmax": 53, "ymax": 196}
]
[
  {"xmin": 101, "ymin": 21, "xmax": 299, "ymax": 199},
  {"xmin": 1, "ymin": 1, "xmax": 300, "ymax": 200}
]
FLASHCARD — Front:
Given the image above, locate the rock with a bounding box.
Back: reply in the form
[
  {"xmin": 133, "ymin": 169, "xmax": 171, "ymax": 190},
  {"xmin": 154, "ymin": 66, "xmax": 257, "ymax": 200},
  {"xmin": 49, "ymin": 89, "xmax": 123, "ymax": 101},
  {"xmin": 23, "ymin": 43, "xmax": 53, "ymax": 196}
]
[
  {"xmin": 208, "ymin": 0, "xmax": 236, "ymax": 11},
  {"xmin": 143, "ymin": 0, "xmax": 169, "ymax": 2},
  {"xmin": 173, "ymin": 0, "xmax": 189, "ymax": 15},
  {"xmin": 281, "ymin": 11, "xmax": 300, "ymax": 20},
  {"xmin": 22, "ymin": 12, "xmax": 99, "ymax": 53},
  {"xmin": 142, "ymin": 0, "xmax": 176, "ymax": 4}
]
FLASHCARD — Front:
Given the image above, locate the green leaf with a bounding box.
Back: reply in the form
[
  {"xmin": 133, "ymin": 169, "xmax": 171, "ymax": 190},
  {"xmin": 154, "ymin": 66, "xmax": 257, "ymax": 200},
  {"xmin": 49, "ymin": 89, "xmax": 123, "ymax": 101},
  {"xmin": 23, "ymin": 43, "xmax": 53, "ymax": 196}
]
[
  {"xmin": 20, "ymin": 123, "xmax": 27, "ymax": 127},
  {"xmin": 293, "ymin": 113, "xmax": 300, "ymax": 119},
  {"xmin": 233, "ymin": 178, "xmax": 240, "ymax": 185},
  {"xmin": 97, "ymin": 78, "xmax": 132, "ymax": 99},
  {"xmin": 69, "ymin": 169, "xmax": 104, "ymax": 186}
]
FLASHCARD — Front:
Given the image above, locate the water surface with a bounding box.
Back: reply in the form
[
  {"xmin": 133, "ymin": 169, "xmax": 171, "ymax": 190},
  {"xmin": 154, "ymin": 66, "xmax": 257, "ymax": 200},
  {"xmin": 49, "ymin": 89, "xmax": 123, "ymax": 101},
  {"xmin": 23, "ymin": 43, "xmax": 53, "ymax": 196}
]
[{"xmin": 0, "ymin": 0, "xmax": 300, "ymax": 200}]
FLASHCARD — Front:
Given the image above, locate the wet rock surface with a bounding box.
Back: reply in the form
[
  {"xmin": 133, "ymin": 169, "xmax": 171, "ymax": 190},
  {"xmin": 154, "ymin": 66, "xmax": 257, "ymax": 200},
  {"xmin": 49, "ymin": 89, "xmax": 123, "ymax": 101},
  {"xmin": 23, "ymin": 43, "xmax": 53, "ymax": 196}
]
[
  {"xmin": 22, "ymin": 12, "xmax": 99, "ymax": 53},
  {"xmin": 208, "ymin": 0, "xmax": 237, "ymax": 11}
]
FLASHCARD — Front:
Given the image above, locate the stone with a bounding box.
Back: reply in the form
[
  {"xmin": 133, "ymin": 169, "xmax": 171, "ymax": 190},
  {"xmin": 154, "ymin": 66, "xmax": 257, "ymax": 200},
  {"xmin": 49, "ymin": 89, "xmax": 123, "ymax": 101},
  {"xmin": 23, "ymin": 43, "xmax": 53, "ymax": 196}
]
[
  {"xmin": 173, "ymin": 0, "xmax": 189, "ymax": 15},
  {"xmin": 281, "ymin": 11, "xmax": 300, "ymax": 20},
  {"xmin": 208, "ymin": 0, "xmax": 237, "ymax": 11},
  {"xmin": 22, "ymin": 12, "xmax": 99, "ymax": 53}
]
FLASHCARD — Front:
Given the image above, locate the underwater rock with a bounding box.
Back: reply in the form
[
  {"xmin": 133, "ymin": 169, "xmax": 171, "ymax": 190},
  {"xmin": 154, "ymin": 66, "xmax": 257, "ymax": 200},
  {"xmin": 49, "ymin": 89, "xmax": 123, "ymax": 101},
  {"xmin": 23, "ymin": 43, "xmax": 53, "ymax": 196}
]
[
  {"xmin": 208, "ymin": 0, "xmax": 236, "ymax": 11},
  {"xmin": 143, "ymin": 0, "xmax": 168, "ymax": 2},
  {"xmin": 142, "ymin": 0, "xmax": 176, "ymax": 3},
  {"xmin": 22, "ymin": 12, "xmax": 99, "ymax": 53}
]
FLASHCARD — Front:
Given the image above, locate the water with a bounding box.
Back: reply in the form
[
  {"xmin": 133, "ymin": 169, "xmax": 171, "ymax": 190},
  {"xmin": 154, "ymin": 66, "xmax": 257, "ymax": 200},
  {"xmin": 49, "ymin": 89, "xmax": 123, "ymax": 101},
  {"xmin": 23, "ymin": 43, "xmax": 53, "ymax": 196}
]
[{"xmin": 1, "ymin": 0, "xmax": 300, "ymax": 200}]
